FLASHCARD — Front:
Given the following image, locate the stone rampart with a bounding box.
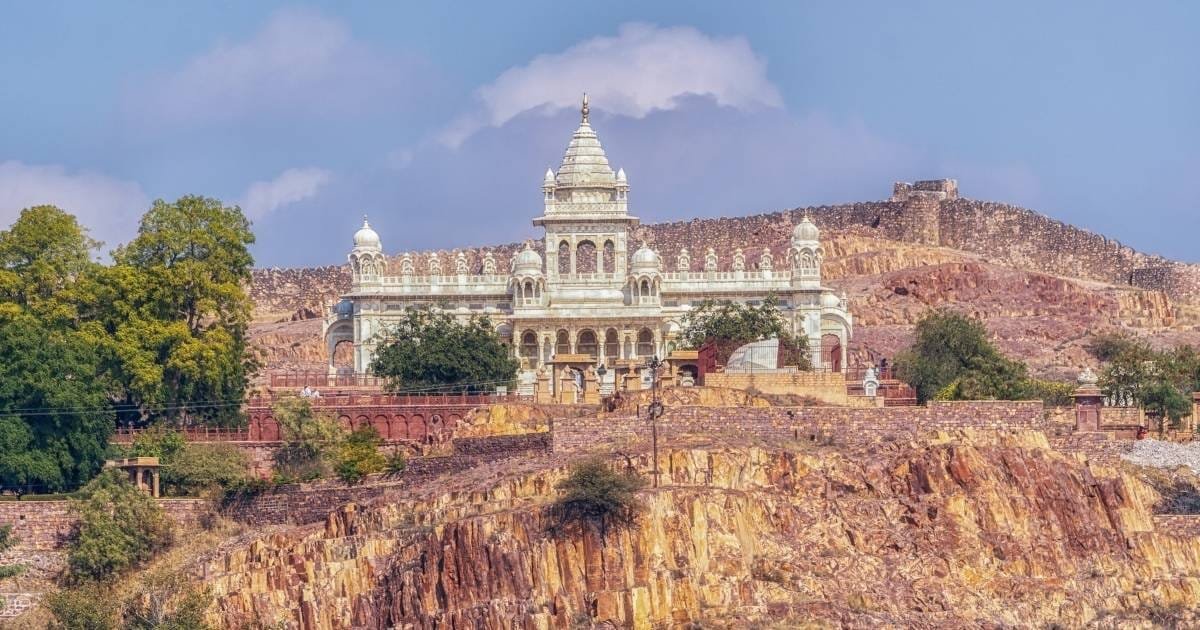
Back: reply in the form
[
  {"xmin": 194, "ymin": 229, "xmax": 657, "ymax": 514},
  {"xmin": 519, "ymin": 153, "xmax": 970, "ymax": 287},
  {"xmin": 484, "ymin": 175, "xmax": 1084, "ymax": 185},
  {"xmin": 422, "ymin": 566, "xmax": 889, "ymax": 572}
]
[{"xmin": 552, "ymin": 401, "xmax": 1049, "ymax": 453}]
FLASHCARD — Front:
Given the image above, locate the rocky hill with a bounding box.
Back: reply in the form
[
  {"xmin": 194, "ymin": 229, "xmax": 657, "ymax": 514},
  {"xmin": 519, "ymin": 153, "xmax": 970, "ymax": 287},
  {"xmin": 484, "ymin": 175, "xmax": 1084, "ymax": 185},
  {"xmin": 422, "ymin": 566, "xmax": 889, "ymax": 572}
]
[
  {"xmin": 194, "ymin": 431, "xmax": 1200, "ymax": 628},
  {"xmin": 249, "ymin": 190, "xmax": 1200, "ymax": 378}
]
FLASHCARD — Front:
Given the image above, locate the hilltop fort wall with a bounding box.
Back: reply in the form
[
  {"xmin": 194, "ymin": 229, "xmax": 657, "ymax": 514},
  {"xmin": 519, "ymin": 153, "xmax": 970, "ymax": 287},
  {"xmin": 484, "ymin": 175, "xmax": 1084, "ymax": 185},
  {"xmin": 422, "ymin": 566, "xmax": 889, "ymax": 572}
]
[{"xmin": 248, "ymin": 180, "xmax": 1200, "ymax": 318}]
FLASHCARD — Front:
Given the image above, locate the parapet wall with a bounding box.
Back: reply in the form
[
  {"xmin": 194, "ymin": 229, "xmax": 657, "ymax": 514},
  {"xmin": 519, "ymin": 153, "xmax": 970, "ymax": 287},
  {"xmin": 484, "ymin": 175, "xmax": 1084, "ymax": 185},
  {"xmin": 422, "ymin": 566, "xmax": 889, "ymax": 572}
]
[{"xmin": 552, "ymin": 400, "xmax": 1049, "ymax": 453}]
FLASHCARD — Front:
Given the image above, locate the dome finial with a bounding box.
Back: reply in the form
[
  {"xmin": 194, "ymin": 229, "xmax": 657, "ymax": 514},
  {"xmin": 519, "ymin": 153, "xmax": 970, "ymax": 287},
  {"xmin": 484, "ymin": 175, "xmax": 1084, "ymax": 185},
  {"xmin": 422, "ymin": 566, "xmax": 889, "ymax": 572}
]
[
  {"xmin": 581, "ymin": 92, "xmax": 589, "ymax": 124},
  {"xmin": 362, "ymin": 214, "xmax": 370, "ymax": 227}
]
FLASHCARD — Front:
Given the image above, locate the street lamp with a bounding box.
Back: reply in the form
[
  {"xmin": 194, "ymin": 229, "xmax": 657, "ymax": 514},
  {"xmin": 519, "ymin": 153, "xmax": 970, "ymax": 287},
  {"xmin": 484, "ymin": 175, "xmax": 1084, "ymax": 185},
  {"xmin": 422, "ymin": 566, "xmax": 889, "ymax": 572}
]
[{"xmin": 644, "ymin": 354, "xmax": 665, "ymax": 487}]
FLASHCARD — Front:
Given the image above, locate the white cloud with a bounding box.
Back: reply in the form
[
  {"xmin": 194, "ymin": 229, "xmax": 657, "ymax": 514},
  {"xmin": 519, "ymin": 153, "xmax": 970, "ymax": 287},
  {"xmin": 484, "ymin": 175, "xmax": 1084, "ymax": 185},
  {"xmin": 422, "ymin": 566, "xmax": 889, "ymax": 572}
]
[
  {"xmin": 0, "ymin": 161, "xmax": 149, "ymax": 250},
  {"xmin": 132, "ymin": 8, "xmax": 415, "ymax": 125},
  {"xmin": 239, "ymin": 167, "xmax": 332, "ymax": 221},
  {"xmin": 440, "ymin": 23, "xmax": 783, "ymax": 147}
]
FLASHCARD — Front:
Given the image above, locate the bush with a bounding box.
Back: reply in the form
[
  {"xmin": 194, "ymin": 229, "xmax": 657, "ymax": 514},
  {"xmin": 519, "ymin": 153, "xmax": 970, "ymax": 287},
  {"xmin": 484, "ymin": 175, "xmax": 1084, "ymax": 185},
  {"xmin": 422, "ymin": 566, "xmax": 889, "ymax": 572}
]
[
  {"xmin": 895, "ymin": 310, "xmax": 1031, "ymax": 403},
  {"xmin": 163, "ymin": 443, "xmax": 249, "ymax": 496},
  {"xmin": 0, "ymin": 524, "xmax": 21, "ymax": 580},
  {"xmin": 547, "ymin": 458, "xmax": 646, "ymax": 535},
  {"xmin": 335, "ymin": 426, "xmax": 386, "ymax": 484},
  {"xmin": 44, "ymin": 582, "xmax": 119, "ymax": 630},
  {"xmin": 67, "ymin": 470, "xmax": 173, "ymax": 581},
  {"xmin": 272, "ymin": 397, "xmax": 340, "ymax": 480},
  {"xmin": 385, "ymin": 448, "xmax": 408, "ymax": 476},
  {"xmin": 122, "ymin": 568, "xmax": 213, "ymax": 630}
]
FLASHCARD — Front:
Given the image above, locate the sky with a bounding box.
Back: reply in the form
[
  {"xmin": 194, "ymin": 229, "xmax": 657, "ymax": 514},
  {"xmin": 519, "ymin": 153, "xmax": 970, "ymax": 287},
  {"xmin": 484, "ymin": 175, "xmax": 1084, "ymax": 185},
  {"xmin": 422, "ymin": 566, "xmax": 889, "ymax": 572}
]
[{"xmin": 1, "ymin": 2, "xmax": 1197, "ymax": 266}]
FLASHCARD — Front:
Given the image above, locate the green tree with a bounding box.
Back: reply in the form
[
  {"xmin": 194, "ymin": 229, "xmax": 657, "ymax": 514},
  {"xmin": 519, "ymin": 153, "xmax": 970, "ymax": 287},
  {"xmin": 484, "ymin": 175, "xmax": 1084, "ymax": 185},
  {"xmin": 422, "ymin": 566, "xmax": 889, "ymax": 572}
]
[
  {"xmin": 67, "ymin": 470, "xmax": 174, "ymax": 581},
  {"xmin": 272, "ymin": 396, "xmax": 340, "ymax": 481},
  {"xmin": 679, "ymin": 294, "xmax": 809, "ymax": 368},
  {"xmin": 0, "ymin": 314, "xmax": 113, "ymax": 491},
  {"xmin": 547, "ymin": 458, "xmax": 646, "ymax": 536},
  {"xmin": 1086, "ymin": 333, "xmax": 1200, "ymax": 429},
  {"xmin": 895, "ymin": 310, "xmax": 1031, "ymax": 403},
  {"xmin": 334, "ymin": 426, "xmax": 386, "ymax": 484},
  {"xmin": 370, "ymin": 309, "xmax": 519, "ymax": 393},
  {"xmin": 0, "ymin": 205, "xmax": 99, "ymax": 321},
  {"xmin": 107, "ymin": 195, "xmax": 257, "ymax": 426}
]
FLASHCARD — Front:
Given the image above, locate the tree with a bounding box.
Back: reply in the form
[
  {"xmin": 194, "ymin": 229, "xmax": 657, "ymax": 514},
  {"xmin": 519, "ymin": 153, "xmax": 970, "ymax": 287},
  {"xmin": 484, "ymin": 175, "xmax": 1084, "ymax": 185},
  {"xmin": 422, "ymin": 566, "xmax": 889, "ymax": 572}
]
[
  {"xmin": 547, "ymin": 458, "xmax": 646, "ymax": 536},
  {"xmin": 67, "ymin": 470, "xmax": 174, "ymax": 581},
  {"xmin": 334, "ymin": 426, "xmax": 386, "ymax": 484},
  {"xmin": 0, "ymin": 314, "xmax": 113, "ymax": 491},
  {"xmin": 0, "ymin": 205, "xmax": 99, "ymax": 320},
  {"xmin": 370, "ymin": 309, "xmax": 519, "ymax": 393},
  {"xmin": 895, "ymin": 310, "xmax": 1031, "ymax": 403},
  {"xmin": 1086, "ymin": 333, "xmax": 1200, "ymax": 429},
  {"xmin": 107, "ymin": 195, "xmax": 257, "ymax": 426},
  {"xmin": 272, "ymin": 396, "xmax": 340, "ymax": 481},
  {"xmin": 679, "ymin": 294, "xmax": 809, "ymax": 368}
]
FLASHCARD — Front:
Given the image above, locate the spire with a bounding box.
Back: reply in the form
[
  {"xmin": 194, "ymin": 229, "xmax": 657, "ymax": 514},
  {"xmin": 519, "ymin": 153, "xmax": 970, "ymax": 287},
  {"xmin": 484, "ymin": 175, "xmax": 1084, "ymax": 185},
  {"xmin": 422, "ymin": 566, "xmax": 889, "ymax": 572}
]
[{"xmin": 581, "ymin": 92, "xmax": 589, "ymax": 124}]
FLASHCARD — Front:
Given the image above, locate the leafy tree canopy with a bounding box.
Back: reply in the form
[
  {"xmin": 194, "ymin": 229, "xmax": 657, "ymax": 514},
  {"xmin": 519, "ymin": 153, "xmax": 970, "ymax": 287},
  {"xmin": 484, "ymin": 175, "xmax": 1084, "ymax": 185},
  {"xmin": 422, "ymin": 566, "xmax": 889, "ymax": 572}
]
[
  {"xmin": 272, "ymin": 396, "xmax": 340, "ymax": 482},
  {"xmin": 679, "ymin": 295, "xmax": 809, "ymax": 368},
  {"xmin": 370, "ymin": 309, "xmax": 518, "ymax": 393},
  {"xmin": 895, "ymin": 310, "xmax": 1033, "ymax": 403},
  {"xmin": 128, "ymin": 427, "xmax": 248, "ymax": 496},
  {"xmin": 1087, "ymin": 332, "xmax": 1199, "ymax": 425},
  {"xmin": 334, "ymin": 426, "xmax": 386, "ymax": 484},
  {"xmin": 107, "ymin": 195, "xmax": 258, "ymax": 426}
]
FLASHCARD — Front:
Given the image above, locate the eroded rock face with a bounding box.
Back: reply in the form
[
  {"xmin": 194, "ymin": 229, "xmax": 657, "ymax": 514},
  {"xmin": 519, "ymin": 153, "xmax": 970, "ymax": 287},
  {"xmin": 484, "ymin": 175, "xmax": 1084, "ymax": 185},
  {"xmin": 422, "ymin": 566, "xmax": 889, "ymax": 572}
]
[{"xmin": 197, "ymin": 433, "xmax": 1200, "ymax": 628}]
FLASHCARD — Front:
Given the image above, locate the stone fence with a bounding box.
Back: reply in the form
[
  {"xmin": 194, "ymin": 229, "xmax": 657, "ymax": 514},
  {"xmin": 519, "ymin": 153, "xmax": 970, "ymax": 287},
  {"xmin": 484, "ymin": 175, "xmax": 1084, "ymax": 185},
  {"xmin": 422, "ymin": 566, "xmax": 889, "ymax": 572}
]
[
  {"xmin": 222, "ymin": 432, "xmax": 551, "ymax": 525},
  {"xmin": 552, "ymin": 401, "xmax": 1049, "ymax": 453}
]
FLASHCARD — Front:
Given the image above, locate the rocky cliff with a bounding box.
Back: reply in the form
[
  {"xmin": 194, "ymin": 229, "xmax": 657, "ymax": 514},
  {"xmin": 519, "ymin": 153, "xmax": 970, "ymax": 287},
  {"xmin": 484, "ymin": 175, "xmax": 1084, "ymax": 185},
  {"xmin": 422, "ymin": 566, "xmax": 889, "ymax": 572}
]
[{"xmin": 196, "ymin": 431, "xmax": 1200, "ymax": 628}]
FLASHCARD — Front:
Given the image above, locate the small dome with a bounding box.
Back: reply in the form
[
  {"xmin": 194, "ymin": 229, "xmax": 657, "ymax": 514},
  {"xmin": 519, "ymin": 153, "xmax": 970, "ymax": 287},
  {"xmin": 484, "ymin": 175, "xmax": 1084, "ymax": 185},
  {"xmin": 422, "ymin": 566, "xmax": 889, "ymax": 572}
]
[
  {"xmin": 513, "ymin": 243, "xmax": 543, "ymax": 274},
  {"xmin": 354, "ymin": 217, "xmax": 381, "ymax": 249},
  {"xmin": 792, "ymin": 215, "xmax": 820, "ymax": 242},
  {"xmin": 631, "ymin": 243, "xmax": 660, "ymax": 271},
  {"xmin": 543, "ymin": 168, "xmax": 555, "ymax": 184},
  {"xmin": 616, "ymin": 167, "xmax": 627, "ymax": 182},
  {"xmin": 821, "ymin": 292, "xmax": 841, "ymax": 307}
]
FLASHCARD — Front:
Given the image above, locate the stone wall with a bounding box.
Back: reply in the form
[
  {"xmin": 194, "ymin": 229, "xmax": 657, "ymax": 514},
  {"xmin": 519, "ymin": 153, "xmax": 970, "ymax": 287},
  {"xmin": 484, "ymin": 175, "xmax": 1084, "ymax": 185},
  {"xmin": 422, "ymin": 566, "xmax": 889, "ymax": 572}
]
[
  {"xmin": 0, "ymin": 498, "xmax": 207, "ymax": 582},
  {"xmin": 222, "ymin": 433, "xmax": 552, "ymax": 525},
  {"xmin": 552, "ymin": 401, "xmax": 1050, "ymax": 453},
  {"xmin": 703, "ymin": 371, "xmax": 850, "ymax": 405}
]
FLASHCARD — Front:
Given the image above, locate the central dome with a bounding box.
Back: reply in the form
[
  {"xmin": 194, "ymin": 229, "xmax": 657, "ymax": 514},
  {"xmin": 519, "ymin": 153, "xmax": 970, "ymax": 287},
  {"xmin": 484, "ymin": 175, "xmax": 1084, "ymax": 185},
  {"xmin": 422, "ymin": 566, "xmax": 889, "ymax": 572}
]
[{"xmin": 553, "ymin": 94, "xmax": 616, "ymax": 188}]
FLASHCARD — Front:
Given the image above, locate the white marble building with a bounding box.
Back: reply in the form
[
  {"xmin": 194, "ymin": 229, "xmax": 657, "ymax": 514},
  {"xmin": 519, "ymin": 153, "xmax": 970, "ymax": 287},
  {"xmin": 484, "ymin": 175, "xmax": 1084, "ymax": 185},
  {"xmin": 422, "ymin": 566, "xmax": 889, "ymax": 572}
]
[{"xmin": 325, "ymin": 96, "xmax": 852, "ymax": 383}]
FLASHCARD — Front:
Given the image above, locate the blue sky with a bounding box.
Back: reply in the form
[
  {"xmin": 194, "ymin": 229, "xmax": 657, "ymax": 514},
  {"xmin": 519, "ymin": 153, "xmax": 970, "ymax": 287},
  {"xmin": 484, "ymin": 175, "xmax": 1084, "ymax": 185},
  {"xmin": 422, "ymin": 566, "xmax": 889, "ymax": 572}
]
[{"xmin": 1, "ymin": 2, "xmax": 1196, "ymax": 265}]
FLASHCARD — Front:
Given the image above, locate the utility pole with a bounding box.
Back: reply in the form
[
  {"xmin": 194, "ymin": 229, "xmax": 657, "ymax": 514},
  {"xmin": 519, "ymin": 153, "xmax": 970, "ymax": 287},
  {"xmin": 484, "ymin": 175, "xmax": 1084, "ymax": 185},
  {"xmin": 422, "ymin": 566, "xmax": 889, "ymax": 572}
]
[{"xmin": 644, "ymin": 355, "xmax": 665, "ymax": 488}]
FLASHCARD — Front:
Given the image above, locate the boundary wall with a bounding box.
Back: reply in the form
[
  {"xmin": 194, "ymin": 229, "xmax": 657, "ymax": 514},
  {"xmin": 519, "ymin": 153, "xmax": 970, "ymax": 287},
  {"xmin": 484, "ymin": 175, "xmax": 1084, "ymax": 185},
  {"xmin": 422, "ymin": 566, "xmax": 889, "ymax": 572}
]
[{"xmin": 552, "ymin": 401, "xmax": 1049, "ymax": 453}]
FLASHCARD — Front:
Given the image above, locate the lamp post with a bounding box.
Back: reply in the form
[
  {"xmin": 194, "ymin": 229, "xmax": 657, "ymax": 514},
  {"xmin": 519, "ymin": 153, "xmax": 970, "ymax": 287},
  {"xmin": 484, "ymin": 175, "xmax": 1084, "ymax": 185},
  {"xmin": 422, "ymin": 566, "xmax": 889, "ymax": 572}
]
[{"xmin": 644, "ymin": 355, "xmax": 665, "ymax": 488}]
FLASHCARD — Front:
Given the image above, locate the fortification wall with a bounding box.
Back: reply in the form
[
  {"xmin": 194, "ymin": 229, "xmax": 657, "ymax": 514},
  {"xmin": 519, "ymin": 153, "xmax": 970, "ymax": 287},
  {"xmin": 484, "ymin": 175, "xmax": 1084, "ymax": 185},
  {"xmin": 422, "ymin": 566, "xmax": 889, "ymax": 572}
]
[{"xmin": 250, "ymin": 266, "xmax": 349, "ymax": 320}]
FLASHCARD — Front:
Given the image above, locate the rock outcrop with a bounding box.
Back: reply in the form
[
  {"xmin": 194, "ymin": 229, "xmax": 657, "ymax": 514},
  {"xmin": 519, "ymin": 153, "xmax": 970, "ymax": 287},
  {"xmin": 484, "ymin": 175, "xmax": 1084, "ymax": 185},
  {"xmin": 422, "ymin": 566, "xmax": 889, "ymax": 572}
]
[{"xmin": 196, "ymin": 431, "xmax": 1200, "ymax": 628}]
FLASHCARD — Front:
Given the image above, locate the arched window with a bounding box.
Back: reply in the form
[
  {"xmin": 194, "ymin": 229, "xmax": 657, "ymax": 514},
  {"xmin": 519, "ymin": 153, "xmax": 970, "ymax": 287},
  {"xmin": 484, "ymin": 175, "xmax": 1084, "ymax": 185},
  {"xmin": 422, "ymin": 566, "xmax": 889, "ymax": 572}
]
[
  {"xmin": 577, "ymin": 240, "xmax": 596, "ymax": 273},
  {"xmin": 556, "ymin": 329, "xmax": 570, "ymax": 355},
  {"xmin": 603, "ymin": 240, "xmax": 615, "ymax": 273},
  {"xmin": 640, "ymin": 279, "xmax": 650, "ymax": 296},
  {"xmin": 604, "ymin": 329, "xmax": 619, "ymax": 360},
  {"xmin": 577, "ymin": 329, "xmax": 598, "ymax": 357},
  {"xmin": 637, "ymin": 328, "xmax": 654, "ymax": 358},
  {"xmin": 558, "ymin": 241, "xmax": 571, "ymax": 274},
  {"xmin": 520, "ymin": 331, "xmax": 538, "ymax": 359}
]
